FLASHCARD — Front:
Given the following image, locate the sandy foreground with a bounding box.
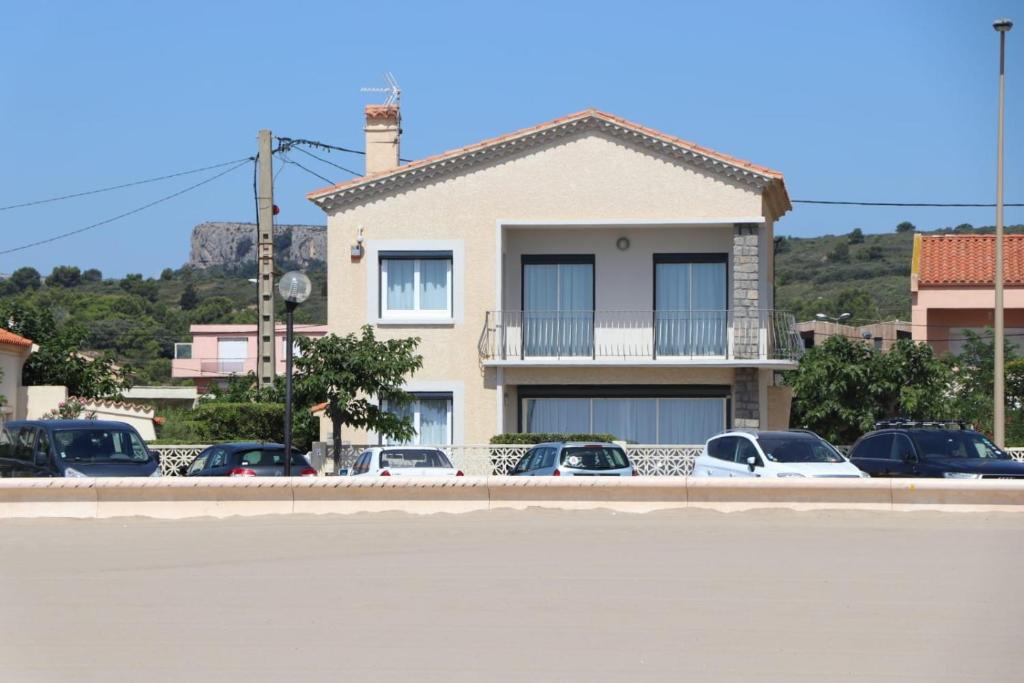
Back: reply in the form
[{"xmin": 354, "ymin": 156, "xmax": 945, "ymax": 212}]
[{"xmin": 0, "ymin": 508, "xmax": 1022, "ymax": 683}]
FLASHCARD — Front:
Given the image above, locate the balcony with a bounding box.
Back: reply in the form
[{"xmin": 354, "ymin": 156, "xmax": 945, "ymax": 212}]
[{"xmin": 478, "ymin": 309, "xmax": 803, "ymax": 366}]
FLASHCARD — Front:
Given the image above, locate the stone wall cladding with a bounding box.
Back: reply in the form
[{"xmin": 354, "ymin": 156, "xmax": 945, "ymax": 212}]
[
  {"xmin": 732, "ymin": 223, "xmax": 761, "ymax": 360},
  {"xmin": 734, "ymin": 367, "xmax": 760, "ymax": 427}
]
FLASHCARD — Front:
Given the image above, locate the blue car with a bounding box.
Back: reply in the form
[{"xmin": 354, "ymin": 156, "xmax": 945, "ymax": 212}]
[{"xmin": 0, "ymin": 419, "xmax": 161, "ymax": 478}]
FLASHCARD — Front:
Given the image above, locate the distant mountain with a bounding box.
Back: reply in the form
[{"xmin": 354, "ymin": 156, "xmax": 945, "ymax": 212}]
[{"xmin": 188, "ymin": 222, "xmax": 325, "ymax": 270}]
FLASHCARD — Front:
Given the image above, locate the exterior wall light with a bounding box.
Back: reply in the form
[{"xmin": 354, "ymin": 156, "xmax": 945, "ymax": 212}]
[{"xmin": 616, "ymin": 236, "xmax": 630, "ymax": 251}]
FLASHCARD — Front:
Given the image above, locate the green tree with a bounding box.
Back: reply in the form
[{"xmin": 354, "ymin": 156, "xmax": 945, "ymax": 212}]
[
  {"xmin": 948, "ymin": 329, "xmax": 1024, "ymax": 439},
  {"xmin": 9, "ymin": 266, "xmax": 41, "ymax": 291},
  {"xmin": 81, "ymin": 268, "xmax": 103, "ymax": 283},
  {"xmin": 895, "ymin": 221, "xmax": 915, "ymax": 234},
  {"xmin": 293, "ymin": 326, "xmax": 423, "ymax": 462},
  {"xmin": 954, "ymin": 223, "xmax": 974, "ymax": 234},
  {"xmin": 190, "ymin": 295, "xmax": 233, "ymax": 323},
  {"xmin": 119, "ymin": 273, "xmax": 159, "ymax": 302},
  {"xmin": 179, "ymin": 282, "xmax": 200, "ymax": 310},
  {"xmin": 160, "ymin": 268, "xmax": 174, "ymax": 281},
  {"xmin": 46, "ymin": 265, "xmax": 81, "ymax": 288},
  {"xmin": 785, "ymin": 336, "xmax": 953, "ymax": 444},
  {"xmin": 848, "ymin": 228, "xmax": 864, "ymax": 244}
]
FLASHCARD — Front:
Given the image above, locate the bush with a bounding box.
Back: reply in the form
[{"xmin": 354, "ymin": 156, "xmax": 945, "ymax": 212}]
[
  {"xmin": 490, "ymin": 433, "xmax": 619, "ymax": 445},
  {"xmin": 160, "ymin": 402, "xmax": 316, "ymax": 451}
]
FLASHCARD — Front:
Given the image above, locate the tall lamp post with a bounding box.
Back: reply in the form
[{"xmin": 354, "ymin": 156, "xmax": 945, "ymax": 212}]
[
  {"xmin": 994, "ymin": 18, "xmax": 1012, "ymax": 447},
  {"xmin": 278, "ymin": 271, "xmax": 312, "ymax": 476},
  {"xmin": 815, "ymin": 311, "xmax": 852, "ymax": 338}
]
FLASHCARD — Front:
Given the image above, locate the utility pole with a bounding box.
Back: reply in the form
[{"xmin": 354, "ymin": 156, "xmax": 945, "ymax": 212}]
[
  {"xmin": 993, "ymin": 18, "xmax": 1012, "ymax": 447},
  {"xmin": 256, "ymin": 129, "xmax": 277, "ymax": 390}
]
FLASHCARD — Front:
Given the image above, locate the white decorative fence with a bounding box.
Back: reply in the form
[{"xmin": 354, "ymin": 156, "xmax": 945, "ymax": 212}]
[{"xmin": 151, "ymin": 444, "xmax": 1024, "ymax": 478}]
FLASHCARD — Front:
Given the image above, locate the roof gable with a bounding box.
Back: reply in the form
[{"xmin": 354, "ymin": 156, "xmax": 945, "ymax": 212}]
[
  {"xmin": 916, "ymin": 234, "xmax": 1024, "ymax": 286},
  {"xmin": 0, "ymin": 328, "xmax": 32, "ymax": 348},
  {"xmin": 307, "ymin": 109, "xmax": 790, "ymax": 220}
]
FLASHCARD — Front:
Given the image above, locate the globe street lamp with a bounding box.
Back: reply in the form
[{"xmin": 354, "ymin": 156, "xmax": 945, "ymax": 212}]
[
  {"xmin": 815, "ymin": 311, "xmax": 852, "ymax": 338},
  {"xmin": 993, "ymin": 17, "xmax": 1013, "ymax": 447},
  {"xmin": 278, "ymin": 271, "xmax": 311, "ymax": 476}
]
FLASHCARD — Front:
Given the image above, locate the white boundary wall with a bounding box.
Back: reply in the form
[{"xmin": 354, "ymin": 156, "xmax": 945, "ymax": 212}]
[{"xmin": 1, "ymin": 477, "xmax": 1023, "ymax": 519}]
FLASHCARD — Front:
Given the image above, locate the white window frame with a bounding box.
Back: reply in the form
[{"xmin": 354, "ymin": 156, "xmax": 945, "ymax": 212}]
[
  {"xmin": 383, "ymin": 393, "xmax": 454, "ymax": 446},
  {"xmin": 281, "ymin": 338, "xmax": 302, "ymax": 359},
  {"xmin": 380, "ymin": 256, "xmax": 453, "ymax": 320}
]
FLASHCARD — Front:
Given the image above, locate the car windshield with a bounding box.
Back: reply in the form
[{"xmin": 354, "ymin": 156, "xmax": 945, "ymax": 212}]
[
  {"xmin": 54, "ymin": 428, "xmax": 150, "ymax": 463},
  {"xmin": 912, "ymin": 431, "xmax": 1009, "ymax": 460},
  {"xmin": 560, "ymin": 446, "xmax": 629, "ymax": 470},
  {"xmin": 379, "ymin": 449, "xmax": 453, "ymax": 469},
  {"xmin": 237, "ymin": 450, "xmax": 309, "ymax": 467},
  {"xmin": 756, "ymin": 435, "xmax": 845, "ymax": 464}
]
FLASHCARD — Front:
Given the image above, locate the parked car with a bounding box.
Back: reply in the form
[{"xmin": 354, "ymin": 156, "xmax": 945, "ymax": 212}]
[
  {"xmin": 693, "ymin": 429, "xmax": 866, "ymax": 478},
  {"xmin": 509, "ymin": 442, "xmax": 637, "ymax": 477},
  {"xmin": 0, "ymin": 420, "xmax": 161, "ymax": 478},
  {"xmin": 185, "ymin": 442, "xmax": 317, "ymax": 477},
  {"xmin": 345, "ymin": 447, "xmax": 463, "ymax": 477},
  {"xmin": 848, "ymin": 420, "xmax": 1024, "ymax": 479}
]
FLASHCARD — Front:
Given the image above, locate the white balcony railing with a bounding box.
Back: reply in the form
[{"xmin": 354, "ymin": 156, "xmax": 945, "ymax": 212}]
[{"xmin": 478, "ymin": 309, "xmax": 803, "ymax": 362}]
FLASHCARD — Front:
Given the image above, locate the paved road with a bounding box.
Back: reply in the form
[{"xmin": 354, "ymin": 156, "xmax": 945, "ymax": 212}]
[{"xmin": 1, "ymin": 509, "xmax": 1022, "ymax": 682}]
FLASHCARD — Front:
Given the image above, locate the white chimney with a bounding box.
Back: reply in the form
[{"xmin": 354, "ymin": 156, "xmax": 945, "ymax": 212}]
[{"xmin": 364, "ymin": 104, "xmax": 400, "ymax": 175}]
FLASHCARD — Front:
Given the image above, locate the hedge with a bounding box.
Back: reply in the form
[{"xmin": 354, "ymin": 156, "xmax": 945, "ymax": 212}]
[
  {"xmin": 154, "ymin": 402, "xmax": 317, "ymax": 450},
  {"xmin": 489, "ymin": 433, "xmax": 619, "ymax": 445}
]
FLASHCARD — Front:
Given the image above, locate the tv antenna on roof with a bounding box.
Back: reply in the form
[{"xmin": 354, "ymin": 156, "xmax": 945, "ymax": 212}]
[{"xmin": 360, "ymin": 72, "xmax": 401, "ymax": 107}]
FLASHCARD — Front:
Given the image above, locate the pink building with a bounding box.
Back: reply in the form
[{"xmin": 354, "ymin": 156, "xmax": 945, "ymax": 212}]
[
  {"xmin": 172, "ymin": 324, "xmax": 328, "ymax": 394},
  {"xmin": 911, "ymin": 234, "xmax": 1024, "ymax": 356}
]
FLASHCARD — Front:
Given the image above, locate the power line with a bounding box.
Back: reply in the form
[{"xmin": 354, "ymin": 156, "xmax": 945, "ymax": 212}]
[
  {"xmin": 290, "ymin": 145, "xmax": 361, "ymax": 178},
  {"xmin": 793, "ymin": 199, "xmax": 1024, "ymax": 207},
  {"xmin": 0, "ymin": 159, "xmax": 252, "ymax": 256},
  {"xmin": 0, "ymin": 157, "xmax": 254, "ymax": 212},
  {"xmin": 280, "ymin": 153, "xmax": 335, "ymax": 185}
]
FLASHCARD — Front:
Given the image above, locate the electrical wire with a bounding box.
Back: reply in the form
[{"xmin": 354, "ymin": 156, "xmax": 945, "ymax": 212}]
[
  {"xmin": 792, "ymin": 199, "xmax": 1024, "ymax": 207},
  {"xmin": 0, "ymin": 159, "xmax": 252, "ymax": 256},
  {"xmin": 275, "ymin": 136, "xmax": 412, "ymax": 163},
  {"xmin": 0, "ymin": 157, "xmax": 254, "ymax": 212},
  {"xmin": 290, "ymin": 145, "xmax": 361, "ymax": 178},
  {"xmin": 280, "ymin": 154, "xmax": 335, "ymax": 185}
]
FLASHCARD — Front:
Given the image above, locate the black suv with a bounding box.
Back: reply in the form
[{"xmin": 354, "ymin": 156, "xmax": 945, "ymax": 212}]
[{"xmin": 848, "ymin": 420, "xmax": 1024, "ymax": 479}]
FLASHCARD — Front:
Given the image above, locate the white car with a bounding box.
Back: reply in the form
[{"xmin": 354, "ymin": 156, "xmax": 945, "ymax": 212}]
[
  {"xmin": 693, "ymin": 430, "xmax": 867, "ymax": 478},
  {"xmin": 344, "ymin": 447, "xmax": 464, "ymax": 477}
]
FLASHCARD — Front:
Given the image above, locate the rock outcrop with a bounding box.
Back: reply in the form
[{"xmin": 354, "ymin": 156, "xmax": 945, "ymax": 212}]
[{"xmin": 188, "ymin": 222, "xmax": 326, "ymax": 269}]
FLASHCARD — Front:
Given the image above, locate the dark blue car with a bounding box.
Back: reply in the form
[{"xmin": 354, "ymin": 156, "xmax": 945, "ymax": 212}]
[
  {"xmin": 0, "ymin": 419, "xmax": 160, "ymax": 478},
  {"xmin": 848, "ymin": 422, "xmax": 1024, "ymax": 479},
  {"xmin": 185, "ymin": 442, "xmax": 316, "ymax": 477}
]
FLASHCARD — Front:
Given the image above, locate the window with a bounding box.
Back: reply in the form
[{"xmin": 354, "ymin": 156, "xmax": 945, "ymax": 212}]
[
  {"xmin": 891, "ymin": 435, "xmax": 915, "ymax": 461},
  {"xmin": 281, "ymin": 338, "xmax": 302, "ymax": 359},
  {"xmin": 174, "ymin": 343, "xmax": 192, "ymax": 360},
  {"xmin": 35, "ymin": 430, "xmax": 51, "ymax": 466},
  {"xmin": 352, "ymin": 452, "xmax": 371, "ymax": 475},
  {"xmin": 735, "ymin": 438, "xmax": 763, "ymax": 467},
  {"xmin": 707, "ymin": 436, "xmax": 737, "ymax": 461},
  {"xmin": 12, "ymin": 428, "xmax": 36, "ymax": 462},
  {"xmin": 513, "ymin": 451, "xmax": 535, "ymax": 474},
  {"xmin": 523, "ymin": 396, "xmax": 727, "ymax": 444},
  {"xmin": 209, "ymin": 448, "xmax": 228, "ymax": 469},
  {"xmin": 380, "ymin": 253, "xmax": 452, "ymax": 319},
  {"xmin": 756, "ymin": 435, "xmax": 843, "ymax": 463},
  {"xmin": 217, "ymin": 338, "xmax": 248, "ymax": 374},
  {"xmin": 383, "ymin": 393, "xmax": 453, "ymax": 445},
  {"xmin": 854, "ymin": 434, "xmax": 893, "ymax": 460},
  {"xmin": 54, "ymin": 429, "xmax": 150, "ymax": 464},
  {"xmin": 522, "ymin": 256, "xmax": 594, "ymax": 357},
  {"xmin": 538, "ymin": 447, "xmax": 556, "ymax": 469},
  {"xmin": 188, "ymin": 453, "xmax": 209, "ymax": 474},
  {"xmin": 654, "ymin": 254, "xmax": 728, "ymax": 356},
  {"xmin": 379, "ymin": 449, "xmax": 453, "ymax": 469}
]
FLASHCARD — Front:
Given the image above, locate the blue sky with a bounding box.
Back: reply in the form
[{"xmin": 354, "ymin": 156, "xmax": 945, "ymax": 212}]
[{"xmin": 1, "ymin": 0, "xmax": 1021, "ymax": 277}]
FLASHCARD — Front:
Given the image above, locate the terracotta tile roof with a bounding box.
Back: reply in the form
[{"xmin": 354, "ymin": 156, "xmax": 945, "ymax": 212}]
[
  {"xmin": 306, "ymin": 108, "xmax": 785, "ymax": 201},
  {"xmin": 0, "ymin": 328, "xmax": 32, "ymax": 348},
  {"xmin": 918, "ymin": 234, "xmax": 1024, "ymax": 286},
  {"xmin": 365, "ymin": 104, "xmax": 399, "ymax": 121}
]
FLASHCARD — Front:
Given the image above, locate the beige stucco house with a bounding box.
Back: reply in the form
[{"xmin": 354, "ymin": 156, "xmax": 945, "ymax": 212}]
[
  {"xmin": 307, "ymin": 106, "xmax": 800, "ymax": 445},
  {"xmin": 0, "ymin": 328, "xmax": 34, "ymax": 424}
]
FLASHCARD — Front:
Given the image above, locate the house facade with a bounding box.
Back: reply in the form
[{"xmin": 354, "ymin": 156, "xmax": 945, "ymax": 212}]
[
  {"xmin": 911, "ymin": 234, "xmax": 1024, "ymax": 355},
  {"xmin": 0, "ymin": 328, "xmax": 34, "ymax": 424},
  {"xmin": 172, "ymin": 324, "xmax": 328, "ymax": 393},
  {"xmin": 797, "ymin": 319, "xmax": 912, "ymax": 352},
  {"xmin": 308, "ymin": 107, "xmax": 800, "ymax": 445}
]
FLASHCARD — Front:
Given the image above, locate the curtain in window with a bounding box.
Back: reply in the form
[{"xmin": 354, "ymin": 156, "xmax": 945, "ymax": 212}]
[
  {"xmin": 525, "ymin": 398, "xmax": 590, "ymax": 433},
  {"xmin": 383, "ymin": 400, "xmax": 414, "ymax": 446},
  {"xmin": 418, "ymin": 399, "xmax": 449, "ymax": 444},
  {"xmin": 657, "ymin": 398, "xmax": 725, "ymax": 444},
  {"xmin": 655, "ymin": 262, "xmax": 726, "ymax": 356},
  {"xmin": 419, "ymin": 260, "xmax": 449, "ymax": 311},
  {"xmin": 593, "ymin": 399, "xmax": 657, "ymax": 443},
  {"xmin": 523, "ymin": 263, "xmax": 593, "ymax": 356},
  {"xmin": 385, "ymin": 259, "xmax": 415, "ymax": 310}
]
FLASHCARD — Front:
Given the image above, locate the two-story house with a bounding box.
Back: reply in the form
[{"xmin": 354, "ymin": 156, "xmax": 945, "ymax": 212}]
[{"xmin": 307, "ymin": 106, "xmax": 800, "ymax": 445}]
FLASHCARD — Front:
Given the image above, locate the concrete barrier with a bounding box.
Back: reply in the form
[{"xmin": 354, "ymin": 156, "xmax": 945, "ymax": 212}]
[{"xmin": 0, "ymin": 477, "xmax": 1023, "ymax": 519}]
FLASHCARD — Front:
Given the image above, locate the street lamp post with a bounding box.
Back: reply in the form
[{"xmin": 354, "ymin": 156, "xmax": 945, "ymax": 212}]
[
  {"xmin": 994, "ymin": 18, "xmax": 1012, "ymax": 447},
  {"xmin": 278, "ymin": 271, "xmax": 312, "ymax": 476},
  {"xmin": 815, "ymin": 311, "xmax": 852, "ymax": 339}
]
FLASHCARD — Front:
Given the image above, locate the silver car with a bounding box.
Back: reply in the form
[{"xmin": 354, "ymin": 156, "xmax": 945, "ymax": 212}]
[{"xmin": 509, "ymin": 442, "xmax": 637, "ymax": 477}]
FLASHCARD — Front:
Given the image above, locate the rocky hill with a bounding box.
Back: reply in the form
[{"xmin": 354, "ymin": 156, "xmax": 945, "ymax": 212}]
[{"xmin": 188, "ymin": 222, "xmax": 326, "ymax": 269}]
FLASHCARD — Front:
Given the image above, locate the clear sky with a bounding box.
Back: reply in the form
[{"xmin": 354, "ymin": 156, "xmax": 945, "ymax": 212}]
[{"xmin": 1, "ymin": 0, "xmax": 1021, "ymax": 278}]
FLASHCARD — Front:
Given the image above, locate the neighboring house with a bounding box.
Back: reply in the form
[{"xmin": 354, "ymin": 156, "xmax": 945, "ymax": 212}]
[
  {"xmin": 122, "ymin": 386, "xmax": 199, "ymax": 410},
  {"xmin": 0, "ymin": 328, "xmax": 34, "ymax": 424},
  {"xmin": 797, "ymin": 320, "xmax": 912, "ymax": 352},
  {"xmin": 306, "ymin": 106, "xmax": 800, "ymax": 446},
  {"xmin": 171, "ymin": 324, "xmax": 328, "ymax": 393},
  {"xmin": 78, "ymin": 398, "xmax": 158, "ymax": 441},
  {"xmin": 911, "ymin": 234, "xmax": 1024, "ymax": 355}
]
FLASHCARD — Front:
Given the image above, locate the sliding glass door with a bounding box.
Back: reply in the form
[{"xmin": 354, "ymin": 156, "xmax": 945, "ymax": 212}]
[
  {"xmin": 523, "ymin": 257, "xmax": 594, "ymax": 357},
  {"xmin": 655, "ymin": 255, "xmax": 727, "ymax": 356}
]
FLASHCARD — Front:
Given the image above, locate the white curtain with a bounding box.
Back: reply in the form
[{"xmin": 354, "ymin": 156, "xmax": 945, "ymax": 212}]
[
  {"xmin": 593, "ymin": 399, "xmax": 657, "ymax": 443},
  {"xmin": 385, "ymin": 259, "xmax": 415, "ymax": 310},
  {"xmin": 655, "ymin": 263, "xmax": 689, "ymax": 355},
  {"xmin": 656, "ymin": 262, "xmax": 726, "ymax": 355},
  {"xmin": 525, "ymin": 398, "xmax": 590, "ymax": 433},
  {"xmin": 692, "ymin": 263, "xmax": 727, "ymax": 355},
  {"xmin": 658, "ymin": 398, "xmax": 725, "ymax": 444},
  {"xmin": 523, "ymin": 263, "xmax": 593, "ymax": 357},
  {"xmin": 419, "ymin": 260, "xmax": 449, "ymax": 311},
  {"xmin": 417, "ymin": 399, "xmax": 449, "ymax": 444}
]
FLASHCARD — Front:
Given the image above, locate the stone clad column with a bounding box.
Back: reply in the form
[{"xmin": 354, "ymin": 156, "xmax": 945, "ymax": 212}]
[{"xmin": 732, "ymin": 223, "xmax": 762, "ymax": 428}]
